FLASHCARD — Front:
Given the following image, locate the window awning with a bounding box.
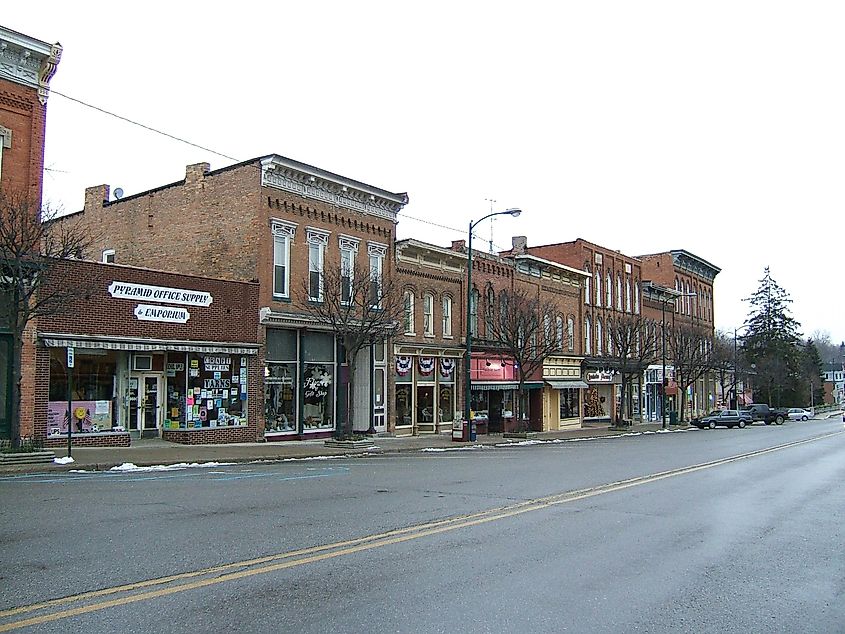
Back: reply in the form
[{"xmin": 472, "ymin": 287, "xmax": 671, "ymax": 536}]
[
  {"xmin": 546, "ymin": 380, "xmax": 589, "ymax": 390},
  {"xmin": 471, "ymin": 381, "xmax": 544, "ymax": 391},
  {"xmin": 40, "ymin": 335, "xmax": 259, "ymax": 355}
]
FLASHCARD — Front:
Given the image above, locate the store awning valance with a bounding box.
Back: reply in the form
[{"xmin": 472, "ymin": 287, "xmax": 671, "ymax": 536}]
[
  {"xmin": 546, "ymin": 380, "xmax": 589, "ymax": 390},
  {"xmin": 41, "ymin": 335, "xmax": 259, "ymax": 355},
  {"xmin": 471, "ymin": 381, "xmax": 544, "ymax": 391}
]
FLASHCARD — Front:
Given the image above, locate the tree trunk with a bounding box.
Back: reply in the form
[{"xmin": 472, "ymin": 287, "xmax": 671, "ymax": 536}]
[
  {"xmin": 345, "ymin": 354, "xmax": 357, "ymax": 438},
  {"xmin": 10, "ymin": 326, "xmax": 24, "ymax": 445}
]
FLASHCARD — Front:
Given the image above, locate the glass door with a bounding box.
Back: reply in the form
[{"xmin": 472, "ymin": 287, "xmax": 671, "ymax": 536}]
[{"xmin": 135, "ymin": 375, "xmax": 162, "ymax": 437}]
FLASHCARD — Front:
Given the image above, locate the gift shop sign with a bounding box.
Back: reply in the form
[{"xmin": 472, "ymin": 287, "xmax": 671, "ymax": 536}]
[{"xmin": 109, "ymin": 281, "xmax": 213, "ymax": 324}]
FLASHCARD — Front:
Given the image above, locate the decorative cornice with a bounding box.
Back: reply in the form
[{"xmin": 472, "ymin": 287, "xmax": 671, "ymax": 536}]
[
  {"xmin": 0, "ymin": 27, "xmax": 62, "ymax": 104},
  {"xmin": 260, "ymin": 155, "xmax": 408, "ymax": 223}
]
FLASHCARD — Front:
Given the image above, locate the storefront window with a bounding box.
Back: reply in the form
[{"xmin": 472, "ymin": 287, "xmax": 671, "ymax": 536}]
[
  {"xmin": 302, "ymin": 332, "xmax": 335, "ymax": 430},
  {"xmin": 395, "ymin": 383, "xmax": 412, "ymax": 427},
  {"xmin": 439, "ymin": 358, "xmax": 456, "ymax": 422},
  {"xmin": 184, "ymin": 353, "xmax": 248, "ymax": 428},
  {"xmin": 265, "ymin": 364, "xmax": 297, "ymax": 432},
  {"xmin": 559, "ymin": 388, "xmax": 581, "ymax": 419},
  {"xmin": 47, "ymin": 348, "xmax": 118, "ymax": 435}
]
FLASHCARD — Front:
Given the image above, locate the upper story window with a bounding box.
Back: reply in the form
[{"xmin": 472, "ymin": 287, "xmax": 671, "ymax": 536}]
[
  {"xmin": 567, "ymin": 316, "xmax": 575, "ymax": 352},
  {"xmin": 596, "ymin": 319, "xmax": 603, "ymax": 356},
  {"xmin": 585, "ymin": 317, "xmax": 592, "ymax": 355},
  {"xmin": 605, "ymin": 273, "xmax": 612, "ymax": 308},
  {"xmin": 470, "ymin": 288, "xmax": 480, "ymax": 337},
  {"xmin": 595, "ymin": 271, "xmax": 602, "ymax": 307},
  {"xmin": 0, "ymin": 126, "xmax": 11, "ymax": 184},
  {"xmin": 272, "ymin": 220, "xmax": 297, "ymax": 299},
  {"xmin": 442, "ymin": 295, "xmax": 452, "ymax": 337},
  {"xmin": 339, "ymin": 236, "xmax": 359, "ymax": 305},
  {"xmin": 544, "ymin": 313, "xmax": 553, "ymax": 344},
  {"xmin": 584, "ymin": 265, "xmax": 591, "ymax": 305},
  {"xmin": 625, "ymin": 278, "xmax": 631, "ymax": 312},
  {"xmin": 102, "ymin": 249, "xmax": 115, "ymax": 264},
  {"xmin": 485, "ymin": 287, "xmax": 495, "ymax": 335},
  {"xmin": 368, "ymin": 242, "xmax": 387, "ymax": 308},
  {"xmin": 403, "ymin": 290, "xmax": 415, "ymax": 334},
  {"xmin": 556, "ymin": 315, "xmax": 564, "ymax": 350},
  {"xmin": 423, "ymin": 293, "xmax": 434, "ymax": 336},
  {"xmin": 616, "ymin": 274, "xmax": 622, "ymax": 311},
  {"xmin": 634, "ymin": 281, "xmax": 640, "ymax": 314},
  {"xmin": 307, "ymin": 229, "xmax": 329, "ymax": 302}
]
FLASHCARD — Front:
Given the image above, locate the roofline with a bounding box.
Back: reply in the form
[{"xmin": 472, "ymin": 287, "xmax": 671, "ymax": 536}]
[
  {"xmin": 511, "ymin": 253, "xmax": 590, "ymax": 278},
  {"xmin": 396, "ymin": 239, "xmax": 467, "ymax": 262}
]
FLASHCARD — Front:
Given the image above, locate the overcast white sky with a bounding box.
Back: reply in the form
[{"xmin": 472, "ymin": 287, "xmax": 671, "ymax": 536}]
[{"xmin": 5, "ymin": 2, "xmax": 844, "ymax": 345}]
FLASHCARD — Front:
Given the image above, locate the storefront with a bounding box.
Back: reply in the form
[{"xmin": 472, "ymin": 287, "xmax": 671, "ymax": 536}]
[
  {"xmin": 393, "ymin": 346, "xmax": 462, "ymax": 435},
  {"xmin": 36, "ymin": 261, "xmax": 260, "ymax": 446},
  {"xmin": 469, "ymin": 353, "xmax": 541, "ymax": 433},
  {"xmin": 542, "ymin": 356, "xmax": 587, "ymax": 430},
  {"xmin": 583, "ymin": 369, "xmax": 617, "ymax": 423}
]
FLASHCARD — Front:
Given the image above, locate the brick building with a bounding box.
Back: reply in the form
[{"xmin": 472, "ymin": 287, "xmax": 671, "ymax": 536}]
[
  {"xmin": 639, "ymin": 250, "xmax": 720, "ymax": 420},
  {"xmin": 506, "ymin": 237, "xmax": 644, "ymax": 425},
  {"xmin": 1, "ymin": 25, "xmax": 62, "ymax": 441},
  {"xmin": 394, "ymin": 237, "xmax": 586, "ymax": 435},
  {"xmin": 65, "ymin": 156, "xmax": 407, "ymax": 440},
  {"xmin": 33, "ymin": 259, "xmax": 260, "ymax": 446}
]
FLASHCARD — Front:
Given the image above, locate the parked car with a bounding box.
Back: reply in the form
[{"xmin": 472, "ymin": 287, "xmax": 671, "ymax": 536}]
[
  {"xmin": 740, "ymin": 403, "xmax": 788, "ymax": 425},
  {"xmin": 692, "ymin": 409, "xmax": 753, "ymax": 429},
  {"xmin": 787, "ymin": 408, "xmax": 812, "ymax": 421}
]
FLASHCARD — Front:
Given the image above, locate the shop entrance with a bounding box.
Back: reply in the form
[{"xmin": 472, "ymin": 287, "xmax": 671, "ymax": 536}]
[{"xmin": 129, "ymin": 375, "xmax": 163, "ymax": 437}]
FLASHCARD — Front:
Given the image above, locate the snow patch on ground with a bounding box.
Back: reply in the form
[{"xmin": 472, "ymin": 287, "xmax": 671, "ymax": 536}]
[
  {"xmin": 53, "ymin": 456, "xmax": 74, "ymax": 464},
  {"xmin": 109, "ymin": 461, "xmax": 234, "ymax": 472},
  {"xmin": 420, "ymin": 445, "xmax": 486, "ymax": 452}
]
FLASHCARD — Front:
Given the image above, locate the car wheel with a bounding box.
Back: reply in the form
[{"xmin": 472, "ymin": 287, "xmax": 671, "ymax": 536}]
[
  {"xmin": 708, "ymin": 421, "xmax": 716, "ymax": 429},
  {"xmin": 776, "ymin": 416, "xmax": 784, "ymax": 425},
  {"xmin": 738, "ymin": 420, "xmax": 746, "ymax": 428},
  {"xmin": 802, "ymin": 415, "xmax": 808, "ymax": 421}
]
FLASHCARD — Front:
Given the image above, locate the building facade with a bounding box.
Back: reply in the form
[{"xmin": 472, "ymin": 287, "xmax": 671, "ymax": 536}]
[
  {"xmin": 0, "ymin": 26, "xmax": 62, "ymax": 441},
  {"xmin": 66, "ymin": 156, "xmax": 407, "ymax": 440}
]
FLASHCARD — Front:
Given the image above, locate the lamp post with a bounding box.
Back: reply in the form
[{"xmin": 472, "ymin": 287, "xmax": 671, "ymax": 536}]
[
  {"xmin": 659, "ymin": 290, "xmax": 695, "ymax": 429},
  {"xmin": 464, "ymin": 208, "xmax": 522, "ymax": 440}
]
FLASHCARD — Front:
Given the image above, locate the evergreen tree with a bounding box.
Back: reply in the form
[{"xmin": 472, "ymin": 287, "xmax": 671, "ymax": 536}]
[
  {"xmin": 741, "ymin": 267, "xmax": 802, "ymax": 406},
  {"xmin": 800, "ymin": 339, "xmax": 824, "ymax": 408}
]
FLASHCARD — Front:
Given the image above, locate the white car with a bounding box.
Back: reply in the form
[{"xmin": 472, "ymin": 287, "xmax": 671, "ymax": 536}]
[{"xmin": 787, "ymin": 408, "xmax": 812, "ymax": 421}]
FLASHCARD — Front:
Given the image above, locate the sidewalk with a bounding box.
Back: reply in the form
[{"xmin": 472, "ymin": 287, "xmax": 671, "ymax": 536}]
[{"xmin": 1, "ymin": 423, "xmax": 676, "ymax": 474}]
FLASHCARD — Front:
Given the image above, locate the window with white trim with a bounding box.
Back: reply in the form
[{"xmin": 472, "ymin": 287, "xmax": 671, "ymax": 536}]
[
  {"xmin": 595, "ymin": 271, "xmax": 602, "ymax": 307},
  {"xmin": 442, "ymin": 296, "xmax": 452, "ymax": 337},
  {"xmin": 102, "ymin": 249, "xmax": 115, "ymax": 264},
  {"xmin": 368, "ymin": 242, "xmax": 386, "ymax": 307},
  {"xmin": 585, "ymin": 317, "xmax": 592, "ymax": 355},
  {"xmin": 567, "ymin": 316, "xmax": 575, "ymax": 352},
  {"xmin": 307, "ymin": 229, "xmax": 329, "ymax": 302},
  {"xmin": 596, "ymin": 319, "xmax": 603, "ymax": 356},
  {"xmin": 556, "ymin": 315, "xmax": 564, "ymax": 350},
  {"xmin": 616, "ymin": 274, "xmax": 622, "ymax": 311},
  {"xmin": 584, "ymin": 265, "xmax": 591, "ymax": 305},
  {"xmin": 423, "ymin": 293, "xmax": 434, "ymax": 336},
  {"xmin": 605, "ymin": 273, "xmax": 612, "ymax": 308},
  {"xmin": 403, "ymin": 291, "xmax": 415, "ymax": 334},
  {"xmin": 0, "ymin": 126, "xmax": 11, "ymax": 184},
  {"xmin": 272, "ymin": 220, "xmax": 297, "ymax": 299},
  {"xmin": 339, "ymin": 236, "xmax": 358, "ymax": 305}
]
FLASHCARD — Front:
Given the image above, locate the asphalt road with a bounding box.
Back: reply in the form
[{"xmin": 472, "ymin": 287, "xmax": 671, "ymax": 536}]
[{"xmin": 1, "ymin": 418, "xmax": 843, "ymax": 633}]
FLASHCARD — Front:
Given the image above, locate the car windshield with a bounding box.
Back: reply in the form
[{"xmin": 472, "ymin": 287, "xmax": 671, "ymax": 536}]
[{"xmin": 707, "ymin": 411, "xmax": 721, "ymax": 417}]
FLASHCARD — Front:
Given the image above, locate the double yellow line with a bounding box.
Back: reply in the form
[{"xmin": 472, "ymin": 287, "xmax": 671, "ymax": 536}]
[{"xmin": 1, "ymin": 431, "xmax": 840, "ymax": 631}]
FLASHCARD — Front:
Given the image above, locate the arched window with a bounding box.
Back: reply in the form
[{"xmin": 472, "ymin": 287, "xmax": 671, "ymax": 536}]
[
  {"xmin": 596, "ymin": 319, "xmax": 603, "ymax": 356},
  {"xmin": 607, "ymin": 320, "xmax": 613, "ymax": 356},
  {"xmin": 470, "ymin": 288, "xmax": 480, "ymax": 337},
  {"xmin": 544, "ymin": 313, "xmax": 553, "ymax": 344},
  {"xmin": 556, "ymin": 315, "xmax": 564, "ymax": 350},
  {"xmin": 567, "ymin": 315, "xmax": 575, "ymax": 352},
  {"xmin": 625, "ymin": 277, "xmax": 631, "ymax": 312},
  {"xmin": 605, "ymin": 273, "xmax": 612, "ymax": 307},
  {"xmin": 403, "ymin": 290, "xmax": 414, "ymax": 334},
  {"xmin": 585, "ymin": 316, "xmax": 592, "ymax": 355},
  {"xmin": 634, "ymin": 281, "xmax": 640, "ymax": 314},
  {"xmin": 442, "ymin": 295, "xmax": 452, "ymax": 337},
  {"xmin": 423, "ymin": 292, "xmax": 434, "ymax": 336},
  {"xmin": 616, "ymin": 274, "xmax": 622, "ymax": 311},
  {"xmin": 584, "ymin": 264, "xmax": 591, "ymax": 305},
  {"xmin": 485, "ymin": 286, "xmax": 495, "ymax": 336},
  {"xmin": 595, "ymin": 271, "xmax": 602, "ymax": 307}
]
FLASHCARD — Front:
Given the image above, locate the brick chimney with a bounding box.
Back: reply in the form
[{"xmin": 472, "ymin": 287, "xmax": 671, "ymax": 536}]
[
  {"xmin": 451, "ymin": 239, "xmax": 466, "ymax": 252},
  {"xmin": 84, "ymin": 185, "xmax": 110, "ymax": 211},
  {"xmin": 185, "ymin": 162, "xmax": 210, "ymax": 184},
  {"xmin": 511, "ymin": 236, "xmax": 527, "ymax": 255}
]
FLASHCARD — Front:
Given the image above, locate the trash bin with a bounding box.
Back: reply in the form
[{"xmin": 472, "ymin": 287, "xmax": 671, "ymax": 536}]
[
  {"xmin": 469, "ymin": 420, "xmax": 477, "ymax": 442},
  {"xmin": 669, "ymin": 411, "xmax": 678, "ymax": 425}
]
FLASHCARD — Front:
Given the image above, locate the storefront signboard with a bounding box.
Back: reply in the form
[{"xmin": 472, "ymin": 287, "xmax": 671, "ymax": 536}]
[
  {"xmin": 108, "ymin": 282, "xmax": 213, "ymax": 306},
  {"xmin": 586, "ymin": 370, "xmax": 615, "ymax": 383},
  {"xmin": 133, "ymin": 304, "xmax": 190, "ymax": 323}
]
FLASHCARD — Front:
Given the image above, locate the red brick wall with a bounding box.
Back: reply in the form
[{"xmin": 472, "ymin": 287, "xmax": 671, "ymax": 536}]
[
  {"xmin": 0, "ymin": 76, "xmax": 46, "ymax": 204},
  {"xmin": 44, "ymin": 433, "xmax": 130, "ymax": 448}
]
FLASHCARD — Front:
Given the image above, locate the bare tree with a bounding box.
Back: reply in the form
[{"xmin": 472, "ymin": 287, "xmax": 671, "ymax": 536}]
[
  {"xmin": 605, "ymin": 314, "xmax": 660, "ymax": 425},
  {"xmin": 0, "ymin": 190, "xmax": 97, "ymax": 444},
  {"xmin": 299, "ymin": 259, "xmax": 403, "ymax": 438},
  {"xmin": 486, "ymin": 287, "xmax": 565, "ymax": 431},
  {"xmin": 711, "ymin": 331, "xmax": 736, "ymax": 407},
  {"xmin": 668, "ymin": 324, "xmax": 712, "ymax": 421}
]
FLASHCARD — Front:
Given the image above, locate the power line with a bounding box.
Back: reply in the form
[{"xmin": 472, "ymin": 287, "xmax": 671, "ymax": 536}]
[{"xmin": 49, "ymin": 89, "xmax": 514, "ymax": 252}]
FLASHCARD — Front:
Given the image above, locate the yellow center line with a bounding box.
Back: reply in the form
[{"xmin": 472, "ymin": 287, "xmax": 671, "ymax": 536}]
[{"xmin": 1, "ymin": 431, "xmax": 839, "ymax": 632}]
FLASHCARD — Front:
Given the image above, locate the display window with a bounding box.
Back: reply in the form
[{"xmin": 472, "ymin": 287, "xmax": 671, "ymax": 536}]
[
  {"xmin": 559, "ymin": 388, "xmax": 581, "ymax": 419},
  {"xmin": 47, "ymin": 348, "xmax": 119, "ymax": 435},
  {"xmin": 265, "ymin": 364, "xmax": 297, "ymax": 432},
  {"xmin": 395, "ymin": 383, "xmax": 412, "ymax": 427},
  {"xmin": 168, "ymin": 353, "xmax": 248, "ymax": 429}
]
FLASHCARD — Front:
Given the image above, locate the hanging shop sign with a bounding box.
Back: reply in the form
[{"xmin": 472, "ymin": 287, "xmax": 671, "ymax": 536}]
[
  {"xmin": 586, "ymin": 370, "xmax": 615, "ymax": 383},
  {"xmin": 108, "ymin": 281, "xmax": 213, "ymax": 307},
  {"xmin": 133, "ymin": 304, "xmax": 190, "ymax": 323}
]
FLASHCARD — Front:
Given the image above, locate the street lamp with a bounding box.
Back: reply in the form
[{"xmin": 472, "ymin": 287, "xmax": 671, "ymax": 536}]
[
  {"xmin": 659, "ymin": 290, "xmax": 695, "ymax": 429},
  {"xmin": 464, "ymin": 208, "xmax": 522, "ymax": 439}
]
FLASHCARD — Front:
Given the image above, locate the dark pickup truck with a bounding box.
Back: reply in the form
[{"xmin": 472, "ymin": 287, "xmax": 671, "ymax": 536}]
[{"xmin": 741, "ymin": 403, "xmax": 788, "ymax": 425}]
